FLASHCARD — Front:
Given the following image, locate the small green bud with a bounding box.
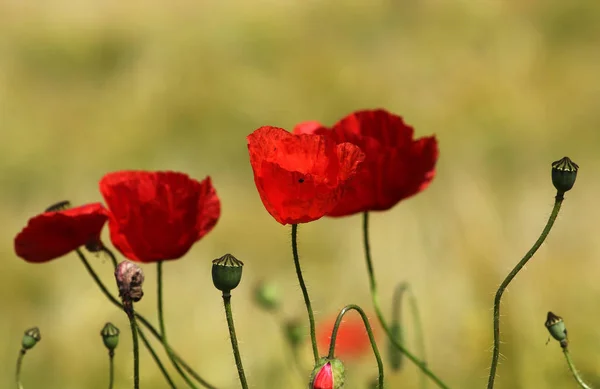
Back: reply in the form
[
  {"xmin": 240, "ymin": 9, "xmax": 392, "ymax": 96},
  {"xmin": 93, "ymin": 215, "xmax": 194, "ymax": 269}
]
[
  {"xmin": 551, "ymin": 157, "xmax": 578, "ymax": 194},
  {"xmin": 285, "ymin": 319, "xmax": 305, "ymax": 348},
  {"xmin": 309, "ymin": 357, "xmax": 345, "ymax": 389},
  {"xmin": 545, "ymin": 311, "xmax": 568, "ymax": 348},
  {"xmin": 101, "ymin": 322, "xmax": 120, "ymax": 351},
  {"xmin": 212, "ymin": 254, "xmax": 243, "ymax": 294},
  {"xmin": 253, "ymin": 281, "xmax": 280, "ymax": 311},
  {"xmin": 22, "ymin": 327, "xmax": 41, "ymax": 350}
]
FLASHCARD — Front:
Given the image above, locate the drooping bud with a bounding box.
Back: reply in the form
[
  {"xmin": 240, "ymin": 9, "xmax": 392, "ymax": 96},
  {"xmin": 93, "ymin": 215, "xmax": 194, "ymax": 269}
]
[
  {"xmin": 212, "ymin": 253, "xmax": 243, "ymax": 294},
  {"xmin": 22, "ymin": 327, "xmax": 41, "ymax": 350},
  {"xmin": 253, "ymin": 281, "xmax": 280, "ymax": 311},
  {"xmin": 115, "ymin": 261, "xmax": 145, "ymax": 303},
  {"xmin": 551, "ymin": 157, "xmax": 578, "ymax": 194},
  {"xmin": 545, "ymin": 311, "xmax": 568, "ymax": 348},
  {"xmin": 285, "ymin": 319, "xmax": 305, "ymax": 348},
  {"xmin": 101, "ymin": 322, "xmax": 120, "ymax": 351},
  {"xmin": 309, "ymin": 358, "xmax": 345, "ymax": 389}
]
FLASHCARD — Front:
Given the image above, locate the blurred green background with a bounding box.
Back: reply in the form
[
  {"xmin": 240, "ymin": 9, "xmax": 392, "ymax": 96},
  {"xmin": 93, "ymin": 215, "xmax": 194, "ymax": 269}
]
[{"xmin": 2, "ymin": 0, "xmax": 600, "ymax": 388}]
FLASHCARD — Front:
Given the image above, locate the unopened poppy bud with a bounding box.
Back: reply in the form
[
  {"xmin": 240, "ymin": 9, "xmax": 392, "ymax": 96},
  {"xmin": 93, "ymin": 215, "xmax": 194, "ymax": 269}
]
[
  {"xmin": 212, "ymin": 253, "xmax": 243, "ymax": 294},
  {"xmin": 115, "ymin": 261, "xmax": 145, "ymax": 303},
  {"xmin": 545, "ymin": 311, "xmax": 568, "ymax": 347},
  {"xmin": 551, "ymin": 157, "xmax": 578, "ymax": 194},
  {"xmin": 101, "ymin": 322, "xmax": 120, "ymax": 351},
  {"xmin": 309, "ymin": 358, "xmax": 345, "ymax": 389},
  {"xmin": 22, "ymin": 327, "xmax": 41, "ymax": 350},
  {"xmin": 285, "ymin": 319, "xmax": 305, "ymax": 348},
  {"xmin": 253, "ymin": 281, "xmax": 280, "ymax": 311}
]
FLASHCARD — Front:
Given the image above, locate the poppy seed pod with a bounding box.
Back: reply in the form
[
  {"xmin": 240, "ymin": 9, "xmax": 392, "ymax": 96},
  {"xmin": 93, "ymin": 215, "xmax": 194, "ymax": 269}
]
[
  {"xmin": 22, "ymin": 327, "xmax": 41, "ymax": 350},
  {"xmin": 551, "ymin": 157, "xmax": 578, "ymax": 194},
  {"xmin": 101, "ymin": 322, "xmax": 120, "ymax": 351},
  {"xmin": 115, "ymin": 261, "xmax": 145, "ymax": 303},
  {"xmin": 309, "ymin": 358, "xmax": 345, "ymax": 389},
  {"xmin": 545, "ymin": 311, "xmax": 568, "ymax": 347},
  {"xmin": 212, "ymin": 254, "xmax": 243, "ymax": 294}
]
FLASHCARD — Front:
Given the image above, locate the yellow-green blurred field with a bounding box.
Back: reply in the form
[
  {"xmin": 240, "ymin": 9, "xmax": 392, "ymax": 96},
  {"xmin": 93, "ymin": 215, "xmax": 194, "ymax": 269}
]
[{"xmin": 2, "ymin": 1, "xmax": 600, "ymax": 388}]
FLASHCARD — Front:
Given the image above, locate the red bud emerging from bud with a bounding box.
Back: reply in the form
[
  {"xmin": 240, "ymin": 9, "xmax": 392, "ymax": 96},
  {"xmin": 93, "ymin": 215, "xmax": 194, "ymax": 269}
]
[{"xmin": 310, "ymin": 358, "xmax": 345, "ymax": 389}]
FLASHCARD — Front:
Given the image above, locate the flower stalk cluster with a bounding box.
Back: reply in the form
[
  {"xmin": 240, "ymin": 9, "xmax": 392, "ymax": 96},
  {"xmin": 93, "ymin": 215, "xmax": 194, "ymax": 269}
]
[{"xmin": 11, "ymin": 106, "xmax": 584, "ymax": 389}]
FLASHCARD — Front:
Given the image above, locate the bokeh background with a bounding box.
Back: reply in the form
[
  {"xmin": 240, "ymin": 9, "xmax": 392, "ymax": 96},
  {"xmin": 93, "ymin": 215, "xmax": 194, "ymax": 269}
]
[{"xmin": 2, "ymin": 0, "xmax": 600, "ymax": 388}]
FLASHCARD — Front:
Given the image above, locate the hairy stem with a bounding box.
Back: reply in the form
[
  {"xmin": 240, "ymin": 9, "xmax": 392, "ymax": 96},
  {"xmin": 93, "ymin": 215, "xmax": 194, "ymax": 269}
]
[
  {"xmin": 563, "ymin": 348, "xmax": 592, "ymax": 389},
  {"xmin": 223, "ymin": 293, "xmax": 249, "ymax": 389},
  {"xmin": 291, "ymin": 224, "xmax": 319, "ymax": 363},
  {"xmin": 327, "ymin": 304, "xmax": 384, "ymax": 388},
  {"xmin": 487, "ymin": 195, "xmax": 564, "ymax": 389},
  {"xmin": 362, "ymin": 212, "xmax": 450, "ymax": 389},
  {"xmin": 76, "ymin": 250, "xmax": 217, "ymax": 389}
]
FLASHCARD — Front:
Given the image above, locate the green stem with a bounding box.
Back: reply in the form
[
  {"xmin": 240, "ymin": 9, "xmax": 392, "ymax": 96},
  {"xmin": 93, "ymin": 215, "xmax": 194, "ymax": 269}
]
[
  {"xmin": 157, "ymin": 261, "xmax": 199, "ymax": 389},
  {"xmin": 291, "ymin": 224, "xmax": 319, "ymax": 363},
  {"xmin": 327, "ymin": 304, "xmax": 384, "ymax": 388},
  {"xmin": 108, "ymin": 350, "xmax": 115, "ymax": 389},
  {"xmin": 563, "ymin": 348, "xmax": 592, "ymax": 389},
  {"xmin": 362, "ymin": 212, "xmax": 450, "ymax": 389},
  {"xmin": 222, "ymin": 293, "xmax": 249, "ymax": 389},
  {"xmin": 125, "ymin": 306, "xmax": 140, "ymax": 389},
  {"xmin": 392, "ymin": 283, "xmax": 428, "ymax": 389},
  {"xmin": 487, "ymin": 195, "xmax": 564, "ymax": 389},
  {"xmin": 158, "ymin": 261, "xmax": 166, "ymax": 338},
  {"xmin": 75, "ymin": 250, "xmax": 217, "ymax": 389},
  {"xmin": 16, "ymin": 349, "xmax": 25, "ymax": 389},
  {"xmin": 137, "ymin": 326, "xmax": 177, "ymax": 389},
  {"xmin": 102, "ymin": 247, "xmax": 119, "ymax": 269}
]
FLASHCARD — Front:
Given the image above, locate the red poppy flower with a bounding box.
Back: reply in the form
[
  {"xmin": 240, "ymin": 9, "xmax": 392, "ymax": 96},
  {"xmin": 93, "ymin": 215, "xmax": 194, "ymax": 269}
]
[
  {"xmin": 247, "ymin": 126, "xmax": 365, "ymax": 225},
  {"xmin": 293, "ymin": 109, "xmax": 438, "ymax": 216},
  {"xmin": 14, "ymin": 203, "xmax": 108, "ymax": 263},
  {"xmin": 317, "ymin": 312, "xmax": 376, "ymax": 359},
  {"xmin": 99, "ymin": 171, "xmax": 220, "ymax": 263}
]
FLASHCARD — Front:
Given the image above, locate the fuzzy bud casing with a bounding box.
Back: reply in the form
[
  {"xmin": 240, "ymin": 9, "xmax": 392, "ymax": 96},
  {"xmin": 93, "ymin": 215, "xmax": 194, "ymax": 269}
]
[{"xmin": 309, "ymin": 358, "xmax": 345, "ymax": 389}]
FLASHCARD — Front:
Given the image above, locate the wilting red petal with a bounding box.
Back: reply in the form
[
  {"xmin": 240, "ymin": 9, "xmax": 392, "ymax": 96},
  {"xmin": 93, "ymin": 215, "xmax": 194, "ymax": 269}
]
[
  {"xmin": 14, "ymin": 203, "xmax": 108, "ymax": 263},
  {"xmin": 317, "ymin": 313, "xmax": 376, "ymax": 359},
  {"xmin": 247, "ymin": 126, "xmax": 364, "ymax": 225},
  {"xmin": 302, "ymin": 109, "xmax": 438, "ymax": 216},
  {"xmin": 99, "ymin": 171, "xmax": 220, "ymax": 263},
  {"xmin": 312, "ymin": 362, "xmax": 334, "ymax": 389}
]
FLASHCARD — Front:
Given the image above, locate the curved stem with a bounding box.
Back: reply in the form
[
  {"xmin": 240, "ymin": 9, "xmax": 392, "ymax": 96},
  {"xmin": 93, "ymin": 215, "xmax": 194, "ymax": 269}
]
[
  {"xmin": 362, "ymin": 212, "xmax": 450, "ymax": 389},
  {"xmin": 108, "ymin": 350, "xmax": 115, "ymax": 389},
  {"xmin": 392, "ymin": 283, "xmax": 428, "ymax": 389},
  {"xmin": 137, "ymin": 326, "xmax": 177, "ymax": 389},
  {"xmin": 563, "ymin": 348, "xmax": 593, "ymax": 389},
  {"xmin": 326, "ymin": 304, "xmax": 384, "ymax": 389},
  {"xmin": 487, "ymin": 195, "xmax": 564, "ymax": 389},
  {"xmin": 291, "ymin": 224, "xmax": 319, "ymax": 363},
  {"xmin": 75, "ymin": 250, "xmax": 217, "ymax": 389},
  {"xmin": 222, "ymin": 293, "xmax": 249, "ymax": 389},
  {"xmin": 125, "ymin": 307, "xmax": 140, "ymax": 389},
  {"xmin": 102, "ymin": 247, "xmax": 119, "ymax": 269},
  {"xmin": 16, "ymin": 349, "xmax": 25, "ymax": 389}
]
